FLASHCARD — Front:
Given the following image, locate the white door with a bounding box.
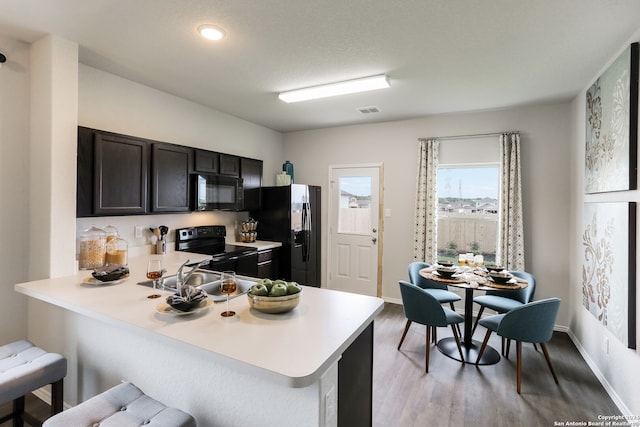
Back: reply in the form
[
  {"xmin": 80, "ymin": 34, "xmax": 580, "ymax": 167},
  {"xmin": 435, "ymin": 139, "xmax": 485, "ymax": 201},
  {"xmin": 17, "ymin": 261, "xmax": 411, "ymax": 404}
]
[{"xmin": 328, "ymin": 164, "xmax": 382, "ymax": 296}]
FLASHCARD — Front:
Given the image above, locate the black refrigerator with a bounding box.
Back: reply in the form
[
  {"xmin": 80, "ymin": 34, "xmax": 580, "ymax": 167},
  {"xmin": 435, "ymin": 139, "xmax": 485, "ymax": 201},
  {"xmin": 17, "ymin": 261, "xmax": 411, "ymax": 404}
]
[{"xmin": 250, "ymin": 184, "xmax": 321, "ymax": 287}]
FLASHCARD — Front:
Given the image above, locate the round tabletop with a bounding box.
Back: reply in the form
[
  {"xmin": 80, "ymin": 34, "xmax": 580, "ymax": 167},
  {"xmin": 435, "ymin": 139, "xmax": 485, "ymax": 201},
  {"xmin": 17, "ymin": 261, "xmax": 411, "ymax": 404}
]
[{"xmin": 419, "ymin": 267, "xmax": 528, "ymax": 291}]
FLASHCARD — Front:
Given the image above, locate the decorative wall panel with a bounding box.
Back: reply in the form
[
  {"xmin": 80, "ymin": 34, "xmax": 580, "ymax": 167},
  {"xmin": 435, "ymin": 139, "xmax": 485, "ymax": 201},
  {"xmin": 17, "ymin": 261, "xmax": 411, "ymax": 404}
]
[
  {"xmin": 582, "ymin": 202, "xmax": 636, "ymax": 348},
  {"xmin": 585, "ymin": 43, "xmax": 638, "ymax": 193}
]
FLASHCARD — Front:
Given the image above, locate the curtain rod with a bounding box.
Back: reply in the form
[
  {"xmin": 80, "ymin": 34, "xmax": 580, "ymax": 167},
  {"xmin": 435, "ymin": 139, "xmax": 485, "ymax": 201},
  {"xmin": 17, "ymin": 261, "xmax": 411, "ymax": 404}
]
[{"xmin": 419, "ymin": 131, "xmax": 518, "ymax": 142}]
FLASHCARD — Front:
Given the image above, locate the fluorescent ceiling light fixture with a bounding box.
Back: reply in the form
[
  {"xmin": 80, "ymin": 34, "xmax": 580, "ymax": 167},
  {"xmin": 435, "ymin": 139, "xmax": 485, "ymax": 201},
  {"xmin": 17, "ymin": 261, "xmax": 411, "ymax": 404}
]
[
  {"xmin": 278, "ymin": 74, "xmax": 390, "ymax": 103},
  {"xmin": 198, "ymin": 24, "xmax": 225, "ymax": 41}
]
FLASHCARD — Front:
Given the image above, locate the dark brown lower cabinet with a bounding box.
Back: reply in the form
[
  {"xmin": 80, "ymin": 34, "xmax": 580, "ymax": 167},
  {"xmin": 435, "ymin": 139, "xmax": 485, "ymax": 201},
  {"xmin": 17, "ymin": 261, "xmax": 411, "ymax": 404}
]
[{"xmin": 338, "ymin": 322, "xmax": 374, "ymax": 427}]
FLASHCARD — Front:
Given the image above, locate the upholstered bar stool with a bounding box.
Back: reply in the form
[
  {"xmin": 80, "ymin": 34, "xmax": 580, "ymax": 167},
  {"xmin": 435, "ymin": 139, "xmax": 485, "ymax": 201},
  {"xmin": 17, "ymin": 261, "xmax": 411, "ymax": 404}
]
[
  {"xmin": 43, "ymin": 382, "xmax": 197, "ymax": 427},
  {"xmin": 0, "ymin": 340, "xmax": 67, "ymax": 427}
]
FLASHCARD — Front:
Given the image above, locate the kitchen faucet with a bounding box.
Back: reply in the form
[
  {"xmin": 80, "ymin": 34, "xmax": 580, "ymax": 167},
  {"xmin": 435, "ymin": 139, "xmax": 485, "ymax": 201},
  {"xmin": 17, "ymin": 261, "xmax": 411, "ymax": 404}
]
[{"xmin": 176, "ymin": 259, "xmax": 209, "ymax": 292}]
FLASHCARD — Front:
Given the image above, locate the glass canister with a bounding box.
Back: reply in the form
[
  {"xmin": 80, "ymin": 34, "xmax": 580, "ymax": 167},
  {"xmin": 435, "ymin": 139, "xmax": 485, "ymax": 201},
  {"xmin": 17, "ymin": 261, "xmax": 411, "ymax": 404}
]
[
  {"xmin": 106, "ymin": 237, "xmax": 128, "ymax": 266},
  {"xmin": 104, "ymin": 225, "xmax": 119, "ymax": 243},
  {"xmin": 78, "ymin": 226, "xmax": 107, "ymax": 269}
]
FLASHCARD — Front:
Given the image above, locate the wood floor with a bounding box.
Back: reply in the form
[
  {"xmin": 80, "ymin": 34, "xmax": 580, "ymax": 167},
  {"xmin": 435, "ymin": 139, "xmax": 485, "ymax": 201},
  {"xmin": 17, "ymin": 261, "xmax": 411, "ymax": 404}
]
[
  {"xmin": 1, "ymin": 303, "xmax": 622, "ymax": 427},
  {"xmin": 372, "ymin": 303, "xmax": 622, "ymax": 427}
]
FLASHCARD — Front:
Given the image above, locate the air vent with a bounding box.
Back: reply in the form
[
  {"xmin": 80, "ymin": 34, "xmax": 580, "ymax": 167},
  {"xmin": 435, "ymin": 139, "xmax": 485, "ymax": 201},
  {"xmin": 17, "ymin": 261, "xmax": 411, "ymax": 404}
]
[{"xmin": 357, "ymin": 106, "xmax": 380, "ymax": 114}]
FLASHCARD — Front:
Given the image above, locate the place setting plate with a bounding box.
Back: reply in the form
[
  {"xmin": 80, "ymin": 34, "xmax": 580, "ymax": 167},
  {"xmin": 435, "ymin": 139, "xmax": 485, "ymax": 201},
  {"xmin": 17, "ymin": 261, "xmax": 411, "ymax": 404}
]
[
  {"xmin": 82, "ymin": 275, "xmax": 129, "ymax": 286},
  {"xmin": 155, "ymin": 298, "xmax": 213, "ymax": 316}
]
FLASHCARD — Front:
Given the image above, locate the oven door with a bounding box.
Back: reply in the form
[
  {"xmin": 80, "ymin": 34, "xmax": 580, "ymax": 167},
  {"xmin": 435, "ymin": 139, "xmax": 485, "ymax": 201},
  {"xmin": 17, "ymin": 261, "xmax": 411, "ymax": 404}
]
[{"xmin": 195, "ymin": 174, "xmax": 244, "ymax": 211}]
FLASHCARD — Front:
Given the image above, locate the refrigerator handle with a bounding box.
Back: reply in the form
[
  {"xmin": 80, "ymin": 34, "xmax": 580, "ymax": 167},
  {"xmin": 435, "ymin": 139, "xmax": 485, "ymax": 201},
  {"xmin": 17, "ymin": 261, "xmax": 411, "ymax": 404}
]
[{"xmin": 302, "ymin": 202, "xmax": 309, "ymax": 262}]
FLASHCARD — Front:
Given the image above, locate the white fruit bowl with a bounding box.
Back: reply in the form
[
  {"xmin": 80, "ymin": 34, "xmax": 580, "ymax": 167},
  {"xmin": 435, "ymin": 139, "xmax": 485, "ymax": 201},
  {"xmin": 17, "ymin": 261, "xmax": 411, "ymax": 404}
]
[{"xmin": 247, "ymin": 291, "xmax": 301, "ymax": 314}]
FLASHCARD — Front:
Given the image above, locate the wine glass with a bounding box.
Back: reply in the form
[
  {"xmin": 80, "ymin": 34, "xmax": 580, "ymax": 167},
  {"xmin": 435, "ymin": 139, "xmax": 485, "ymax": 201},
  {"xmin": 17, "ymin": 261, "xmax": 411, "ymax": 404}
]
[
  {"xmin": 220, "ymin": 271, "xmax": 237, "ymax": 317},
  {"xmin": 146, "ymin": 259, "xmax": 164, "ymax": 299}
]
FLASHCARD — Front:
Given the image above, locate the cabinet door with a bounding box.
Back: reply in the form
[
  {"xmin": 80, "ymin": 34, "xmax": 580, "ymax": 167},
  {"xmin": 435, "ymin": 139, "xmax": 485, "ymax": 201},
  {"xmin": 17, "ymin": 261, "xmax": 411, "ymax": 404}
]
[
  {"xmin": 194, "ymin": 149, "xmax": 219, "ymax": 173},
  {"xmin": 220, "ymin": 154, "xmax": 240, "ymax": 177},
  {"xmin": 151, "ymin": 143, "xmax": 193, "ymax": 212},
  {"xmin": 93, "ymin": 131, "xmax": 149, "ymax": 215},
  {"xmin": 241, "ymin": 157, "xmax": 263, "ymax": 211}
]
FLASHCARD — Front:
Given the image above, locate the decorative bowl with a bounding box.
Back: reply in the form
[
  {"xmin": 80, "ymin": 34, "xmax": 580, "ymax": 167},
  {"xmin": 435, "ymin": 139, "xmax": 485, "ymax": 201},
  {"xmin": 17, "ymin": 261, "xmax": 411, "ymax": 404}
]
[
  {"xmin": 489, "ymin": 271, "xmax": 513, "ymax": 284},
  {"xmin": 437, "ymin": 260, "xmax": 454, "ymax": 267},
  {"xmin": 435, "ymin": 266, "xmax": 457, "ymax": 278},
  {"xmin": 485, "ymin": 264, "xmax": 504, "ymax": 273},
  {"xmin": 166, "ymin": 287, "xmax": 208, "ymax": 312},
  {"xmin": 247, "ymin": 291, "xmax": 301, "ymax": 314}
]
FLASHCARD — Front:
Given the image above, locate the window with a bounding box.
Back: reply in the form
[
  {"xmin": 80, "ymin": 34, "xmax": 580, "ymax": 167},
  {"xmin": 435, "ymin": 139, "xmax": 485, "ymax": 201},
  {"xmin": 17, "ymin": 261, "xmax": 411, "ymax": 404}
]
[
  {"xmin": 337, "ymin": 176, "xmax": 371, "ymax": 234},
  {"xmin": 436, "ymin": 165, "xmax": 499, "ymax": 263}
]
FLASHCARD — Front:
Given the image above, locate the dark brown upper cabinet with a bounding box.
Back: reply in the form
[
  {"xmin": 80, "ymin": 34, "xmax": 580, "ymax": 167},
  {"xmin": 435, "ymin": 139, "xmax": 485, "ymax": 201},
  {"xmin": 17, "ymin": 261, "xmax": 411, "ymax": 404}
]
[
  {"xmin": 194, "ymin": 149, "xmax": 219, "ymax": 174},
  {"xmin": 240, "ymin": 157, "xmax": 263, "ymax": 211},
  {"xmin": 220, "ymin": 153, "xmax": 240, "ymax": 177},
  {"xmin": 77, "ymin": 127, "xmax": 149, "ymax": 217},
  {"xmin": 77, "ymin": 126, "xmax": 263, "ymax": 216},
  {"xmin": 151, "ymin": 143, "xmax": 193, "ymax": 213}
]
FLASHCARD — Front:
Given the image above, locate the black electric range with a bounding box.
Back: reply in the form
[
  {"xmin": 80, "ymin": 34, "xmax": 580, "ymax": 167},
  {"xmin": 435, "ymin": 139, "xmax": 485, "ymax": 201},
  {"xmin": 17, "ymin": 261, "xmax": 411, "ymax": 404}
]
[{"xmin": 175, "ymin": 226, "xmax": 258, "ymax": 276}]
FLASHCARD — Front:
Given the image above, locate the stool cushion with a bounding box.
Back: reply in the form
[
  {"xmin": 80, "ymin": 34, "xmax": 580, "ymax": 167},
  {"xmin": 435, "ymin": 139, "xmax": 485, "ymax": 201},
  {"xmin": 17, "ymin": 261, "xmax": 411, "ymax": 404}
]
[
  {"xmin": 43, "ymin": 382, "xmax": 196, "ymax": 427},
  {"xmin": 0, "ymin": 340, "xmax": 67, "ymax": 404}
]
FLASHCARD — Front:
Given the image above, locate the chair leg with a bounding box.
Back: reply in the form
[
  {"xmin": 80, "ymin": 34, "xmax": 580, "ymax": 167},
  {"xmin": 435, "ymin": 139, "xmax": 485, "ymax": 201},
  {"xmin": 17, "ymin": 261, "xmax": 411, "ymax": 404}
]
[
  {"xmin": 51, "ymin": 378, "xmax": 64, "ymax": 415},
  {"xmin": 475, "ymin": 329, "xmax": 492, "ymax": 364},
  {"xmin": 471, "ymin": 306, "xmax": 485, "ymax": 335},
  {"xmin": 425, "ymin": 324, "xmax": 431, "ymax": 373},
  {"xmin": 398, "ymin": 320, "xmax": 412, "ymax": 350},
  {"xmin": 432, "ymin": 326, "xmax": 437, "ymax": 343},
  {"xmin": 503, "ymin": 338, "xmax": 512, "ymax": 359},
  {"xmin": 516, "ymin": 341, "xmax": 522, "ymax": 394},
  {"xmin": 449, "ymin": 302, "xmax": 462, "ymax": 336},
  {"xmin": 12, "ymin": 396, "xmax": 24, "ymax": 427},
  {"xmin": 540, "ymin": 343, "xmax": 559, "ymax": 385},
  {"xmin": 450, "ymin": 323, "xmax": 465, "ymax": 363}
]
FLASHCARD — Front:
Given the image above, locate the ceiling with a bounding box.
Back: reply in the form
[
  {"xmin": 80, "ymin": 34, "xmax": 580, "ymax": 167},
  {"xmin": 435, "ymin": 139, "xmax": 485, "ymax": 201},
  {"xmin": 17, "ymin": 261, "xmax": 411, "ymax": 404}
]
[{"xmin": 1, "ymin": 1, "xmax": 640, "ymax": 133}]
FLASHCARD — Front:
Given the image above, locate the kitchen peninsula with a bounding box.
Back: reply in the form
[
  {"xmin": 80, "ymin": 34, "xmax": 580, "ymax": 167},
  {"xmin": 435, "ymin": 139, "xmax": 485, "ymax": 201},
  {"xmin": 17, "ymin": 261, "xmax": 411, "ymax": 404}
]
[{"xmin": 15, "ymin": 252, "xmax": 383, "ymax": 427}]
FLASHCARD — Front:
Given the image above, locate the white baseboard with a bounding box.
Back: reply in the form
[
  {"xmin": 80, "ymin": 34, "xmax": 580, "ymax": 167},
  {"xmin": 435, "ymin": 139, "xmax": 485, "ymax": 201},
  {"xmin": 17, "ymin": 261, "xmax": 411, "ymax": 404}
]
[{"xmin": 566, "ymin": 330, "xmax": 631, "ymax": 416}]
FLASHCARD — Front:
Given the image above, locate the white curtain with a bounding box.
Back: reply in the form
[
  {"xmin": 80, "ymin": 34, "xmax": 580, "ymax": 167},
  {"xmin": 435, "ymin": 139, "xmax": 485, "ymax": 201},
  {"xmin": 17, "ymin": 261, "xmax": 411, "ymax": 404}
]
[
  {"xmin": 413, "ymin": 139, "xmax": 439, "ymax": 263},
  {"xmin": 498, "ymin": 132, "xmax": 525, "ymax": 271}
]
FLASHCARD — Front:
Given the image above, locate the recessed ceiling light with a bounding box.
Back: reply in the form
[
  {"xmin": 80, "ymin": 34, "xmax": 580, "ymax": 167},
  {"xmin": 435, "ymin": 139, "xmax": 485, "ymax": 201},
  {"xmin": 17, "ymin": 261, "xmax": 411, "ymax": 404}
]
[
  {"xmin": 198, "ymin": 24, "xmax": 225, "ymax": 41},
  {"xmin": 278, "ymin": 74, "xmax": 390, "ymax": 103}
]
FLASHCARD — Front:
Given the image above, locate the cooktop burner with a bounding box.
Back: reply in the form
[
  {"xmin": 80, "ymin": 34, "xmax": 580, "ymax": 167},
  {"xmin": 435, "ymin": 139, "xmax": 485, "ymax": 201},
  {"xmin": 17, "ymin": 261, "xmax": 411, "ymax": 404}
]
[{"xmin": 175, "ymin": 225, "xmax": 257, "ymax": 261}]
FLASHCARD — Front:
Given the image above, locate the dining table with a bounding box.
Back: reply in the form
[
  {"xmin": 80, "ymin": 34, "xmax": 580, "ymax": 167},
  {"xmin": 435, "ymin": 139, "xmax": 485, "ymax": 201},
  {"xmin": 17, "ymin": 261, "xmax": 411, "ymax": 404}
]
[{"xmin": 419, "ymin": 266, "xmax": 528, "ymax": 365}]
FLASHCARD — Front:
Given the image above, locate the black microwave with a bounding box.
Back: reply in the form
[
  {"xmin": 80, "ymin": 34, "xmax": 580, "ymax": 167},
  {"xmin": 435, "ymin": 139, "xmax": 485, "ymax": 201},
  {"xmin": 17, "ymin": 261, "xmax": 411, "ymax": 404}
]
[{"xmin": 194, "ymin": 174, "xmax": 244, "ymax": 211}]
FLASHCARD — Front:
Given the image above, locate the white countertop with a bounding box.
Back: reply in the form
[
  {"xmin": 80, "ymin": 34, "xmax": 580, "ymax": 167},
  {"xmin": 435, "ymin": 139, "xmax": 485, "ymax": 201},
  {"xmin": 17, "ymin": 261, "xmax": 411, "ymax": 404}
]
[
  {"xmin": 229, "ymin": 240, "xmax": 282, "ymax": 250},
  {"xmin": 14, "ymin": 251, "xmax": 383, "ymax": 388}
]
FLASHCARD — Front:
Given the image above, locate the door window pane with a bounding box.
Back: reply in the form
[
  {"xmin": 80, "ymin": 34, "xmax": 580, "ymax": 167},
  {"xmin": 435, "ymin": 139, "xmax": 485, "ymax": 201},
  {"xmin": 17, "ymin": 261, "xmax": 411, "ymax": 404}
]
[
  {"xmin": 437, "ymin": 167, "xmax": 499, "ymax": 263},
  {"xmin": 338, "ymin": 176, "xmax": 371, "ymax": 234}
]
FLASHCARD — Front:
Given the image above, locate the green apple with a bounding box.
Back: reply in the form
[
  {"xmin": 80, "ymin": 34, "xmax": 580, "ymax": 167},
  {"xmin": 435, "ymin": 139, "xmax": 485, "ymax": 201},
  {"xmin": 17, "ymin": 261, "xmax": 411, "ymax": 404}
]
[
  {"xmin": 286, "ymin": 282, "xmax": 301, "ymax": 295},
  {"xmin": 269, "ymin": 283, "xmax": 288, "ymax": 297},
  {"xmin": 258, "ymin": 278, "xmax": 274, "ymax": 292},
  {"xmin": 250, "ymin": 284, "xmax": 268, "ymax": 296}
]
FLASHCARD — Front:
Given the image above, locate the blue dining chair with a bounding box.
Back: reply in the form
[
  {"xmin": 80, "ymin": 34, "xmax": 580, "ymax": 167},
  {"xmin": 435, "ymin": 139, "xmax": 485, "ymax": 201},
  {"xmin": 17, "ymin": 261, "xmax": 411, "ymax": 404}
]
[
  {"xmin": 397, "ymin": 280, "xmax": 465, "ymax": 372},
  {"xmin": 408, "ymin": 262, "xmax": 462, "ymax": 311},
  {"xmin": 475, "ymin": 298, "xmax": 561, "ymax": 394},
  {"xmin": 471, "ymin": 270, "xmax": 536, "ymax": 339},
  {"xmin": 408, "ymin": 261, "xmax": 463, "ymax": 340}
]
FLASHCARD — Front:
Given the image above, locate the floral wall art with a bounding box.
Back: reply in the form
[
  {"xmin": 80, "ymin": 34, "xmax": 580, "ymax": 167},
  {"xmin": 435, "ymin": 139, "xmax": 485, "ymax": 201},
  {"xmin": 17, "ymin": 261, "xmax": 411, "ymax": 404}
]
[
  {"xmin": 582, "ymin": 202, "xmax": 636, "ymax": 349},
  {"xmin": 585, "ymin": 43, "xmax": 638, "ymax": 194}
]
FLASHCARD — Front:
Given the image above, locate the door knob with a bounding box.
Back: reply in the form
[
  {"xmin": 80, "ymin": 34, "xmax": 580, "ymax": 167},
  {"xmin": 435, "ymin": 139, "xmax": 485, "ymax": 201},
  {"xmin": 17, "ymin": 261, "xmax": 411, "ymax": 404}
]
[
  {"xmin": 372, "ymin": 237, "xmax": 377, "ymax": 243},
  {"xmin": 372, "ymin": 228, "xmax": 377, "ymax": 233}
]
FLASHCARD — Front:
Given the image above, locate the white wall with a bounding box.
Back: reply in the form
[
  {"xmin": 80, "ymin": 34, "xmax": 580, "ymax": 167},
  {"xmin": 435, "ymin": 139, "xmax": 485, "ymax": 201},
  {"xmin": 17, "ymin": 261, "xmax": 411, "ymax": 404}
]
[
  {"xmin": 0, "ymin": 34, "xmax": 31, "ymax": 342},
  {"xmin": 568, "ymin": 30, "xmax": 640, "ymax": 416},
  {"xmin": 283, "ymin": 103, "xmax": 572, "ymax": 326}
]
